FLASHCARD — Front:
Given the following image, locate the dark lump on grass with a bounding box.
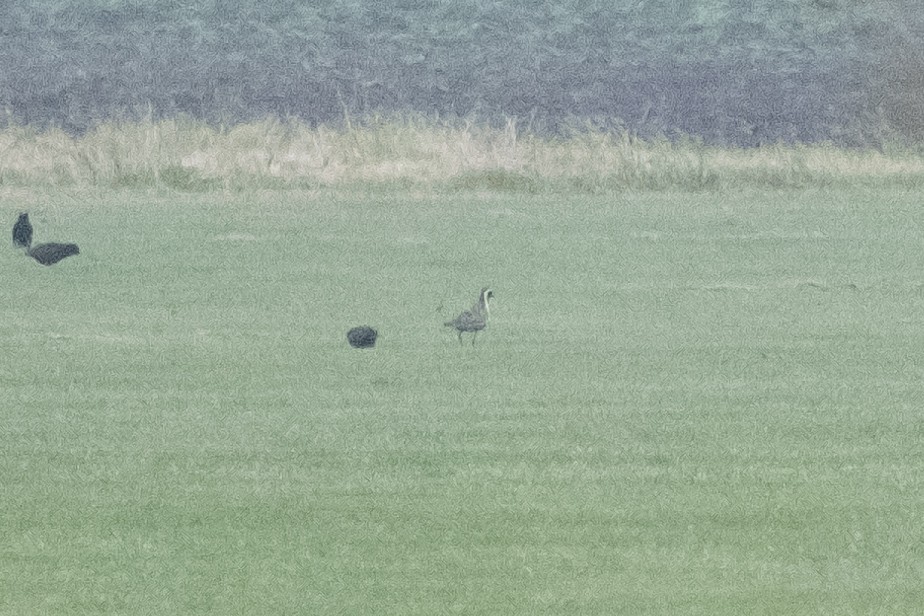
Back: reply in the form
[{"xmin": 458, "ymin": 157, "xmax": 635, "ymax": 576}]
[
  {"xmin": 347, "ymin": 326, "xmax": 378, "ymax": 348},
  {"xmin": 13, "ymin": 212, "xmax": 33, "ymax": 249},
  {"xmin": 28, "ymin": 242, "xmax": 80, "ymax": 266}
]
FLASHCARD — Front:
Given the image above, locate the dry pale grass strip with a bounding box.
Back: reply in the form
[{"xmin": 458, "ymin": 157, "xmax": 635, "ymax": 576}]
[{"xmin": 2, "ymin": 116, "xmax": 924, "ymax": 189}]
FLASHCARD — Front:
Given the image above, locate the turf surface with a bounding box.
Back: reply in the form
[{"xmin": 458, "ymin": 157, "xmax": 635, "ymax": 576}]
[{"xmin": 1, "ymin": 187, "xmax": 922, "ymax": 613}]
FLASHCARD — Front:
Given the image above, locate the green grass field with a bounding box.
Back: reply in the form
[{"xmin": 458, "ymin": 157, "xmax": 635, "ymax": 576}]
[{"xmin": 1, "ymin": 186, "xmax": 922, "ymax": 614}]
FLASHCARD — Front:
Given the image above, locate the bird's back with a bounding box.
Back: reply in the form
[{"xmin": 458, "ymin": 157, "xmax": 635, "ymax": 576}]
[{"xmin": 445, "ymin": 309, "xmax": 486, "ymax": 332}]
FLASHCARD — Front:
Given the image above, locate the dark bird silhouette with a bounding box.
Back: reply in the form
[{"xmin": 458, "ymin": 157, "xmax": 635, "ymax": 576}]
[
  {"xmin": 347, "ymin": 326, "xmax": 378, "ymax": 348},
  {"xmin": 27, "ymin": 242, "xmax": 80, "ymax": 266},
  {"xmin": 13, "ymin": 212, "xmax": 32, "ymax": 249},
  {"xmin": 444, "ymin": 287, "xmax": 494, "ymax": 345}
]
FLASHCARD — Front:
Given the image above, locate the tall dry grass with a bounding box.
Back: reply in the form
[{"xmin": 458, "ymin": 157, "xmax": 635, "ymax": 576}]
[{"xmin": 2, "ymin": 114, "xmax": 924, "ymax": 191}]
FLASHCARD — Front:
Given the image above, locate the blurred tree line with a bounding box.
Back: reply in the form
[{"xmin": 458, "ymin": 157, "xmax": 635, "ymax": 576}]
[{"xmin": 0, "ymin": 0, "xmax": 922, "ymax": 146}]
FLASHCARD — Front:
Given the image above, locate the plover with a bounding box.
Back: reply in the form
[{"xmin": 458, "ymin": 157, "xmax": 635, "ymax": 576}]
[{"xmin": 444, "ymin": 287, "xmax": 494, "ymax": 346}]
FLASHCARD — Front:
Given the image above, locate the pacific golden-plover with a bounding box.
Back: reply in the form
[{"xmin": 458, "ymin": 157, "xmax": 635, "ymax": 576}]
[{"xmin": 444, "ymin": 287, "xmax": 494, "ymax": 346}]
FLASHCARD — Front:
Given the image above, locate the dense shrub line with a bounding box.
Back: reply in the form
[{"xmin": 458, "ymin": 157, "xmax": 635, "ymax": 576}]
[{"xmin": 1, "ymin": 1, "xmax": 922, "ymax": 145}]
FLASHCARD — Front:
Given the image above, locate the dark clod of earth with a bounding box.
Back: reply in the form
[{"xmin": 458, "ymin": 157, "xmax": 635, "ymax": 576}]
[
  {"xmin": 347, "ymin": 326, "xmax": 378, "ymax": 348},
  {"xmin": 28, "ymin": 242, "xmax": 80, "ymax": 265},
  {"xmin": 13, "ymin": 212, "xmax": 33, "ymax": 249}
]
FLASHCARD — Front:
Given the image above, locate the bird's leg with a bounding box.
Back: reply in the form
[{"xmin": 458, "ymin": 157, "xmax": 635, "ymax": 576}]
[
  {"xmin": 458, "ymin": 331, "xmax": 463, "ymax": 344},
  {"xmin": 472, "ymin": 331, "xmax": 477, "ymax": 346}
]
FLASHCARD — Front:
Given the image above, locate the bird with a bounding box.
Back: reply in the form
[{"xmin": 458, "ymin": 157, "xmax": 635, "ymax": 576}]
[
  {"xmin": 12, "ymin": 212, "xmax": 33, "ymax": 249},
  {"xmin": 444, "ymin": 287, "xmax": 494, "ymax": 346},
  {"xmin": 27, "ymin": 242, "xmax": 80, "ymax": 266},
  {"xmin": 347, "ymin": 326, "xmax": 378, "ymax": 348}
]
